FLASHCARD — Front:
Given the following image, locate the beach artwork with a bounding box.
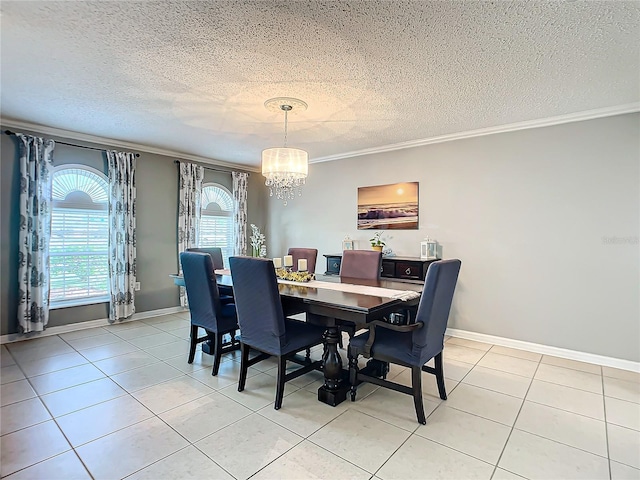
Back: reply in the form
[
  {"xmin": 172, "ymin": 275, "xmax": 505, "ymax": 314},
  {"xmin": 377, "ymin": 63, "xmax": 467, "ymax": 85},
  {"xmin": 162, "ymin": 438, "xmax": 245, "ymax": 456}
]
[{"xmin": 357, "ymin": 182, "xmax": 419, "ymax": 230}]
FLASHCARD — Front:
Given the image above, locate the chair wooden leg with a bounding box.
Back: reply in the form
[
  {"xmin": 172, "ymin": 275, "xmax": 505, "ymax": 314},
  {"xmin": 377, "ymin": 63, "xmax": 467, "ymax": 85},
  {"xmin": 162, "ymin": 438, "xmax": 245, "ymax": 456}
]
[
  {"xmin": 349, "ymin": 351, "xmax": 358, "ymax": 401},
  {"xmin": 274, "ymin": 356, "xmax": 287, "ymax": 410},
  {"xmin": 305, "ymin": 348, "xmax": 311, "ymax": 361},
  {"xmin": 412, "ymin": 365, "xmax": 426, "ymax": 425},
  {"xmin": 188, "ymin": 325, "xmax": 198, "ymax": 364},
  {"xmin": 212, "ymin": 332, "xmax": 223, "ymax": 376},
  {"xmin": 434, "ymin": 352, "xmax": 447, "ymax": 400},
  {"xmin": 238, "ymin": 343, "xmax": 250, "ymax": 392}
]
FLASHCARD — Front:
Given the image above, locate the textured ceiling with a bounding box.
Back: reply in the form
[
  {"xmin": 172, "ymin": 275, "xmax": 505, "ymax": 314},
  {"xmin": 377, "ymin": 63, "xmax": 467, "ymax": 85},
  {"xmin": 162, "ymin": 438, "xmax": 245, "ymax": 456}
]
[{"xmin": 1, "ymin": 1, "xmax": 638, "ymax": 168}]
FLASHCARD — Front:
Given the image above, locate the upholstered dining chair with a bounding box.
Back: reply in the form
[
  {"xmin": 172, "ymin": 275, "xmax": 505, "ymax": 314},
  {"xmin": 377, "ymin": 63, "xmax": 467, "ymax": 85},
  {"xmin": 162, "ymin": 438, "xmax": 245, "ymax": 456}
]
[
  {"xmin": 229, "ymin": 256, "xmax": 325, "ymax": 410},
  {"xmin": 186, "ymin": 247, "xmax": 234, "ymax": 302},
  {"xmin": 180, "ymin": 251, "xmax": 240, "ymax": 376},
  {"xmin": 348, "ymin": 259, "xmax": 462, "ymax": 424},
  {"xmin": 287, "ymin": 247, "xmax": 318, "ymax": 274},
  {"xmin": 339, "ymin": 249, "xmax": 382, "ymax": 280}
]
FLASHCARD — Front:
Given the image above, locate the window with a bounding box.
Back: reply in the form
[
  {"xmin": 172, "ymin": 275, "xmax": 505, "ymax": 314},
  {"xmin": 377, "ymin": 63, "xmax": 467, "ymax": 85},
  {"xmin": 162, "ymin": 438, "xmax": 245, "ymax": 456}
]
[
  {"xmin": 50, "ymin": 166, "xmax": 110, "ymax": 307},
  {"xmin": 199, "ymin": 184, "xmax": 234, "ymax": 266}
]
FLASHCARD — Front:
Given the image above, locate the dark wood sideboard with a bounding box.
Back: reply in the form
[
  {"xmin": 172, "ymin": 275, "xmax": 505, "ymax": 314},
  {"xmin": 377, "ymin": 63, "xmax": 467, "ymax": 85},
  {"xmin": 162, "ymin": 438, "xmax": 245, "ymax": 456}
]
[{"xmin": 323, "ymin": 253, "xmax": 439, "ymax": 283}]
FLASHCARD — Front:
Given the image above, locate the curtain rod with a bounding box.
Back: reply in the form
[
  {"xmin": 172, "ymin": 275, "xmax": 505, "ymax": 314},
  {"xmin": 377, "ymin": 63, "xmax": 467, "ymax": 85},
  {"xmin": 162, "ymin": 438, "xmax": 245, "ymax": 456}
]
[
  {"xmin": 4, "ymin": 130, "xmax": 140, "ymax": 158},
  {"xmin": 173, "ymin": 159, "xmax": 251, "ymax": 175}
]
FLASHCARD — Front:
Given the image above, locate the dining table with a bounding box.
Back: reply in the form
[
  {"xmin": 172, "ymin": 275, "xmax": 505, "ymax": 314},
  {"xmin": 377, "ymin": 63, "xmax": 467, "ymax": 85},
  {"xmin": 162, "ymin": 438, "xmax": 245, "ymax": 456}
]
[{"xmin": 171, "ymin": 270, "xmax": 423, "ymax": 406}]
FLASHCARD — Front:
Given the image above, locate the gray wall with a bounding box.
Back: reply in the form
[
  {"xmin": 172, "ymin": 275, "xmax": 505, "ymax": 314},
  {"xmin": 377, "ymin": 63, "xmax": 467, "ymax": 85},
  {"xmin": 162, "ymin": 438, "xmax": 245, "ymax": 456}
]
[
  {"xmin": 266, "ymin": 113, "xmax": 640, "ymax": 362},
  {"xmin": 0, "ymin": 126, "xmax": 267, "ymax": 335}
]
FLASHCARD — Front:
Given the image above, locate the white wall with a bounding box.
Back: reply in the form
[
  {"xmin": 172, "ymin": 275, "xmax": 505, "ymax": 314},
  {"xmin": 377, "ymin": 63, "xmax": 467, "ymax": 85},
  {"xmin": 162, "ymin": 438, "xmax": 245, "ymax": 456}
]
[{"xmin": 265, "ymin": 113, "xmax": 640, "ymax": 362}]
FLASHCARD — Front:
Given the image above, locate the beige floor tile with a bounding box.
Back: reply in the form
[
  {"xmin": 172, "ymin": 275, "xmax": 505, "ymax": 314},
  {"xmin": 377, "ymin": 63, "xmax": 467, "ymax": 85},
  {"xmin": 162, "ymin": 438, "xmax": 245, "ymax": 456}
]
[
  {"xmin": 605, "ymin": 376, "xmax": 640, "ymax": 404},
  {"xmin": 499, "ymin": 429, "xmax": 609, "ymax": 479},
  {"xmin": 515, "ymin": 401, "xmax": 608, "ymax": 457},
  {"xmin": 446, "ymin": 337, "xmax": 493, "ymax": 352},
  {"xmin": 350, "ymin": 385, "xmax": 439, "ymax": 431},
  {"xmin": 76, "ymin": 417, "xmax": 188, "ymax": 480},
  {"xmin": 79, "ymin": 340, "xmax": 139, "ymax": 362},
  {"xmin": 610, "ymin": 460, "xmax": 640, "ymax": 480},
  {"xmin": 604, "ymin": 367, "xmax": 640, "ymax": 384},
  {"xmin": 4, "ymin": 450, "xmax": 91, "ymax": 480},
  {"xmin": 110, "ymin": 324, "xmax": 163, "ymax": 340},
  {"xmin": 416, "ymin": 405, "xmax": 511, "ymax": 464},
  {"xmin": 607, "ymin": 396, "xmax": 640, "ymax": 431},
  {"xmin": 425, "ymin": 357, "xmax": 475, "ymax": 382},
  {"xmin": 302, "ymin": 374, "xmax": 380, "ymax": 400},
  {"xmin": 252, "ymin": 439, "xmax": 371, "ymax": 480},
  {"xmin": 9, "ymin": 337, "xmax": 75, "ymax": 364},
  {"xmin": 491, "ymin": 469, "xmax": 527, "ymax": 480},
  {"xmin": 258, "ymin": 389, "xmax": 348, "ymax": 437},
  {"xmin": 188, "ymin": 359, "xmax": 259, "ymax": 390},
  {"xmin": 163, "ymin": 351, "xmax": 216, "ymax": 374},
  {"xmin": 65, "ymin": 332, "xmax": 121, "ymax": 351},
  {"xmin": 526, "ymin": 379, "xmax": 605, "ymax": 420},
  {"xmin": 463, "ymin": 365, "xmax": 532, "ymax": 398},
  {"xmin": 196, "ymin": 414, "xmax": 302, "ymax": 480},
  {"xmin": 541, "ymin": 355, "xmax": 602, "ymax": 375},
  {"xmin": 443, "ymin": 344, "xmax": 487, "ymax": 364},
  {"xmin": 1, "ymin": 379, "xmax": 36, "ymax": 407},
  {"xmin": 103, "ymin": 319, "xmax": 146, "ymax": 331},
  {"xmin": 92, "ymin": 351, "xmax": 160, "ymax": 376},
  {"xmin": 132, "ymin": 376, "xmax": 213, "ymax": 414},
  {"xmin": 29, "ymin": 363, "xmax": 105, "ymax": 395},
  {"xmin": 608, "ymin": 424, "xmax": 640, "ymax": 469},
  {"xmin": 0, "ymin": 420, "xmax": 71, "ymax": 477},
  {"xmin": 1, "ymin": 345, "xmax": 16, "ymax": 366},
  {"xmin": 1, "ymin": 365, "xmax": 26, "ymax": 384},
  {"xmin": 18, "ymin": 352, "xmax": 89, "ymax": 378},
  {"xmin": 128, "ymin": 332, "xmax": 180, "ymax": 349},
  {"xmin": 377, "ymin": 435, "xmax": 494, "ymax": 480},
  {"xmin": 128, "ymin": 445, "xmax": 234, "ymax": 480},
  {"xmin": 477, "ymin": 352, "xmax": 539, "ymax": 378},
  {"xmin": 40, "ymin": 377, "xmax": 126, "ymax": 417},
  {"xmin": 219, "ymin": 372, "xmax": 299, "ymax": 411},
  {"xmin": 152, "ymin": 318, "xmax": 191, "ymax": 332},
  {"xmin": 141, "ymin": 313, "xmax": 187, "ymax": 325},
  {"xmin": 489, "ymin": 345, "xmax": 542, "ymax": 362},
  {"xmin": 446, "ymin": 383, "xmax": 523, "ymax": 426},
  {"xmin": 144, "ymin": 339, "xmax": 191, "ymax": 360},
  {"xmin": 391, "ymin": 368, "xmax": 459, "ymax": 401},
  {"xmin": 0, "ymin": 397, "xmax": 51, "ymax": 435},
  {"xmin": 266, "ymin": 368, "xmax": 324, "ymax": 389},
  {"xmin": 160, "ymin": 391, "xmax": 252, "ymax": 443},
  {"xmin": 309, "ymin": 409, "xmax": 411, "ymax": 472},
  {"xmin": 110, "ymin": 362, "xmax": 183, "ymax": 392},
  {"xmin": 535, "ymin": 363, "xmax": 603, "ymax": 394},
  {"xmin": 56, "ymin": 395, "xmax": 153, "ymax": 447},
  {"xmin": 59, "ymin": 327, "xmax": 109, "ymax": 342}
]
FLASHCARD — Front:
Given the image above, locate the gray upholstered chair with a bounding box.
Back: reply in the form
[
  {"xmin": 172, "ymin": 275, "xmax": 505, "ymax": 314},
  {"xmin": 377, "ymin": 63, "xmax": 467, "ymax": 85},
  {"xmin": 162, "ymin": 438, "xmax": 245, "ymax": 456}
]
[
  {"xmin": 348, "ymin": 259, "xmax": 462, "ymax": 424},
  {"xmin": 180, "ymin": 252, "xmax": 240, "ymax": 376},
  {"xmin": 229, "ymin": 256, "xmax": 325, "ymax": 410},
  {"xmin": 287, "ymin": 247, "xmax": 318, "ymax": 274},
  {"xmin": 339, "ymin": 250, "xmax": 382, "ymax": 280}
]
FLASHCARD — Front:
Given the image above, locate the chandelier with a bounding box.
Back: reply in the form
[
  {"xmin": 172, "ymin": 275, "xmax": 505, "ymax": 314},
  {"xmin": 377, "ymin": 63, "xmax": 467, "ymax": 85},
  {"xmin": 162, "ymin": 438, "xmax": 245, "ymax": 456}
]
[{"xmin": 262, "ymin": 97, "xmax": 308, "ymax": 205}]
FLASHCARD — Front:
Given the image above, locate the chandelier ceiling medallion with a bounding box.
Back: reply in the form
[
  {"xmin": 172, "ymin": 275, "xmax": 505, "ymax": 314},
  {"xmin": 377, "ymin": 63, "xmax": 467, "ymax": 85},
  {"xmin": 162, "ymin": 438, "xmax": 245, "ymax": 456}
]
[{"xmin": 261, "ymin": 97, "xmax": 308, "ymax": 205}]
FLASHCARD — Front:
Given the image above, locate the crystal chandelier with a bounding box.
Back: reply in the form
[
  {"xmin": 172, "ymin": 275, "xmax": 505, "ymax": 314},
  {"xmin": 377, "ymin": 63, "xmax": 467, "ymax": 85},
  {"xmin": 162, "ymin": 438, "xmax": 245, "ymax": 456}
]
[{"xmin": 262, "ymin": 97, "xmax": 308, "ymax": 205}]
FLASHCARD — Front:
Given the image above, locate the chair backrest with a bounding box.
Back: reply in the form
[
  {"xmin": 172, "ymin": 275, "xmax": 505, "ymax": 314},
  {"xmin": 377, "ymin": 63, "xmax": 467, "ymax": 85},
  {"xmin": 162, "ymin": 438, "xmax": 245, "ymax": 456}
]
[
  {"xmin": 339, "ymin": 250, "xmax": 382, "ymax": 280},
  {"xmin": 412, "ymin": 259, "xmax": 462, "ymax": 358},
  {"xmin": 186, "ymin": 247, "xmax": 224, "ymax": 269},
  {"xmin": 229, "ymin": 256, "xmax": 287, "ymax": 354},
  {"xmin": 180, "ymin": 251, "xmax": 224, "ymax": 331},
  {"xmin": 287, "ymin": 248, "xmax": 318, "ymax": 274}
]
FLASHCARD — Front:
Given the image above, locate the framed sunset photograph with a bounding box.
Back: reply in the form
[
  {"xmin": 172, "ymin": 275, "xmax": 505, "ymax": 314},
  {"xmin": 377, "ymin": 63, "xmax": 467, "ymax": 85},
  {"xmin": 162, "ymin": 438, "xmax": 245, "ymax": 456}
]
[{"xmin": 357, "ymin": 182, "xmax": 419, "ymax": 230}]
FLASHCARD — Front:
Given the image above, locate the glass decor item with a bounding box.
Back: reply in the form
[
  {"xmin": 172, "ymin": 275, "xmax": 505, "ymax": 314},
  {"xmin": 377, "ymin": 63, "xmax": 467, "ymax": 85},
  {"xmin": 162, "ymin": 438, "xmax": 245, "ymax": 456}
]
[
  {"xmin": 420, "ymin": 237, "xmax": 438, "ymax": 260},
  {"xmin": 261, "ymin": 97, "xmax": 309, "ymax": 206}
]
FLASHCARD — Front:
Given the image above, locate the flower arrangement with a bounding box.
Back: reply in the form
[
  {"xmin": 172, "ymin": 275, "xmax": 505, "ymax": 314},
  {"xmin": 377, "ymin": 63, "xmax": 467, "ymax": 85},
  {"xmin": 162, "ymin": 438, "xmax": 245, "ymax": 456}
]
[
  {"xmin": 250, "ymin": 224, "xmax": 265, "ymax": 257},
  {"xmin": 369, "ymin": 231, "xmax": 386, "ymax": 248},
  {"xmin": 275, "ymin": 268, "xmax": 314, "ymax": 282}
]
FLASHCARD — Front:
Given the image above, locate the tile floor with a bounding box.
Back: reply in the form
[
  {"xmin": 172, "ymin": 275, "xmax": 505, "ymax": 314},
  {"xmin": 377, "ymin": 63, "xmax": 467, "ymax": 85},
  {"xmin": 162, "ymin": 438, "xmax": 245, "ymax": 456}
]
[{"xmin": 1, "ymin": 313, "xmax": 639, "ymax": 479}]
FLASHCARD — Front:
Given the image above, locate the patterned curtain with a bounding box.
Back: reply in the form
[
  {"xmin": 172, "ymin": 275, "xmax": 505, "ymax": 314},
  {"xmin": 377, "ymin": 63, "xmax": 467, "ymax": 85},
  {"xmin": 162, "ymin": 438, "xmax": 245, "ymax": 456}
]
[
  {"xmin": 16, "ymin": 134, "xmax": 55, "ymax": 333},
  {"xmin": 106, "ymin": 151, "xmax": 137, "ymax": 322},
  {"xmin": 232, "ymin": 171, "xmax": 248, "ymax": 256},
  {"xmin": 177, "ymin": 162, "xmax": 204, "ymax": 307}
]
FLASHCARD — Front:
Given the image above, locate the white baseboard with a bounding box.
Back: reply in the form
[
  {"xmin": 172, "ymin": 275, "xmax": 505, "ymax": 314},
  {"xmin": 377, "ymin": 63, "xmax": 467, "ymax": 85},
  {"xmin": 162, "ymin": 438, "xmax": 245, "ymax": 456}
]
[
  {"xmin": 446, "ymin": 328, "xmax": 640, "ymax": 373},
  {"xmin": 0, "ymin": 306, "xmax": 187, "ymax": 345}
]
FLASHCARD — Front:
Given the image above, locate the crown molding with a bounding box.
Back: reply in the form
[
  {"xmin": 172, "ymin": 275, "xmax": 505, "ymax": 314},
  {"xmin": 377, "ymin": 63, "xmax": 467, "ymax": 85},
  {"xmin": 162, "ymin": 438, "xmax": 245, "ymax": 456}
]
[
  {"xmin": 0, "ymin": 118, "xmax": 261, "ymax": 173},
  {"xmin": 311, "ymin": 102, "xmax": 640, "ymax": 164}
]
